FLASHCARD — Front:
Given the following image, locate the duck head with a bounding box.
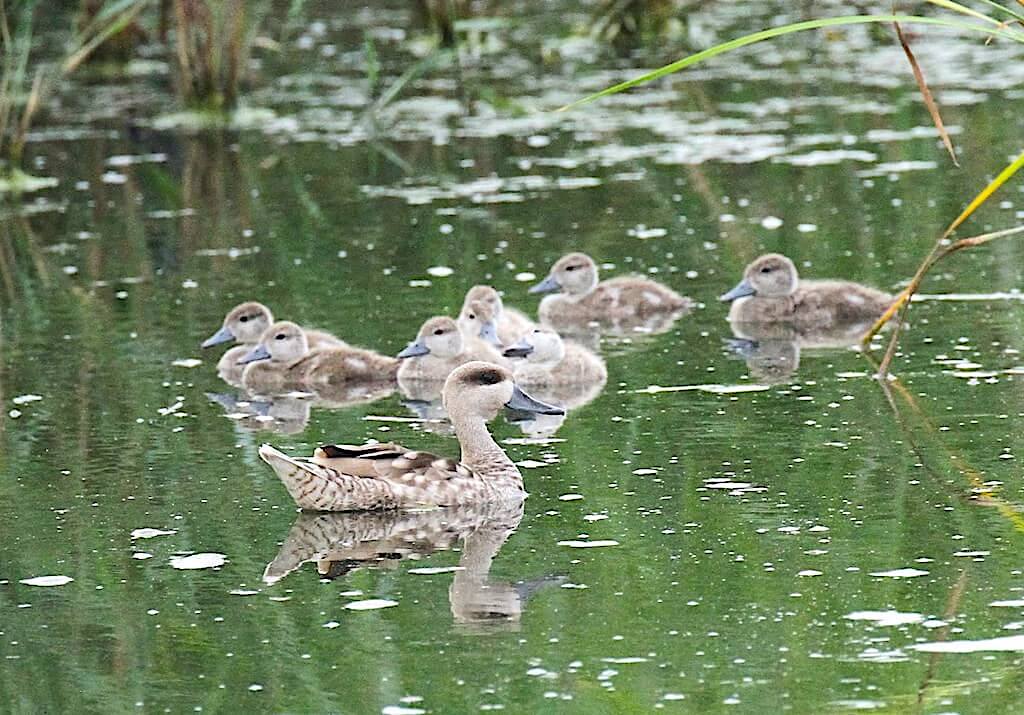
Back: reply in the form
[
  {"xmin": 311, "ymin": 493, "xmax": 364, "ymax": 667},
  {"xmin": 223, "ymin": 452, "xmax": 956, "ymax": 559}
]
[
  {"xmin": 239, "ymin": 321, "xmax": 309, "ymax": 364},
  {"xmin": 398, "ymin": 316, "xmax": 463, "ymax": 360},
  {"xmin": 720, "ymin": 253, "xmax": 799, "ymax": 302},
  {"xmin": 442, "ymin": 361, "xmax": 564, "ymax": 422},
  {"xmin": 529, "ymin": 252, "xmax": 598, "ymax": 296},
  {"xmin": 202, "ymin": 301, "xmax": 273, "ymax": 348}
]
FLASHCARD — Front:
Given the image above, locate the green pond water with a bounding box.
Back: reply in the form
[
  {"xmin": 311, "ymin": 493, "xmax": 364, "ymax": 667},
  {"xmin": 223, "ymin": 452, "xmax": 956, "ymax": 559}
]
[{"xmin": 3, "ymin": 1, "xmax": 1024, "ymax": 712}]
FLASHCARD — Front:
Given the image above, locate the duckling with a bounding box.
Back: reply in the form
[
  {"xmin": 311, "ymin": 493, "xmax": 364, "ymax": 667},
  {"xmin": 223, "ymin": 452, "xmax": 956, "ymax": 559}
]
[
  {"xmin": 202, "ymin": 301, "xmax": 344, "ymax": 384},
  {"xmin": 459, "ymin": 285, "xmax": 534, "ymax": 346},
  {"xmin": 258, "ymin": 361, "xmax": 565, "ymax": 511},
  {"xmin": 397, "ymin": 316, "xmax": 507, "ymax": 382},
  {"xmin": 239, "ymin": 321, "xmax": 397, "ymax": 394},
  {"xmin": 720, "ymin": 254, "xmax": 892, "ymax": 328},
  {"xmin": 502, "ymin": 328, "xmax": 607, "ymax": 385},
  {"xmin": 530, "ymin": 253, "xmax": 691, "ymax": 329}
]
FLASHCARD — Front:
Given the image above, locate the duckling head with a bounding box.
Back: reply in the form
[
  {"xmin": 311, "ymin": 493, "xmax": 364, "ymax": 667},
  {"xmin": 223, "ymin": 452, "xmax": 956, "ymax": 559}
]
[
  {"xmin": 202, "ymin": 301, "xmax": 273, "ymax": 348},
  {"xmin": 503, "ymin": 328, "xmax": 564, "ymax": 365},
  {"xmin": 529, "ymin": 253, "xmax": 598, "ymax": 296},
  {"xmin": 443, "ymin": 361, "xmax": 564, "ymax": 423},
  {"xmin": 458, "ymin": 299, "xmax": 501, "ymax": 347},
  {"xmin": 720, "ymin": 254, "xmax": 798, "ymax": 302},
  {"xmin": 398, "ymin": 316, "xmax": 463, "ymax": 360},
  {"xmin": 239, "ymin": 321, "xmax": 309, "ymax": 364},
  {"xmin": 463, "ymin": 285, "xmax": 504, "ymax": 315}
]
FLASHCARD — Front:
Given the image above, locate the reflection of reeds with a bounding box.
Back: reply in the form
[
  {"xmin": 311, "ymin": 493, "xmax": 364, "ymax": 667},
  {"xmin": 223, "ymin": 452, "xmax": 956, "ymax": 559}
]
[
  {"xmin": 172, "ymin": 0, "xmax": 251, "ymax": 110},
  {"xmin": 869, "ymin": 352, "xmax": 1024, "ymax": 534}
]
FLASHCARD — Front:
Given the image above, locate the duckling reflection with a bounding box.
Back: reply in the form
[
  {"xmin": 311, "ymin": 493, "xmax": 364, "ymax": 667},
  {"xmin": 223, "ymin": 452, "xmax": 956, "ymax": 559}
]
[
  {"xmin": 205, "ymin": 391, "xmax": 312, "ymax": 434},
  {"xmin": 263, "ymin": 503, "xmax": 561, "ymax": 632},
  {"xmin": 727, "ymin": 320, "xmax": 873, "ymax": 384}
]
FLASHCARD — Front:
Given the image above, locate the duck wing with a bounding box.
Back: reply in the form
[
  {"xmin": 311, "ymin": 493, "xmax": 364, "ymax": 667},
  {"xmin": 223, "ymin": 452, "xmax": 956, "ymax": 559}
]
[{"xmin": 259, "ymin": 443, "xmax": 481, "ymax": 511}]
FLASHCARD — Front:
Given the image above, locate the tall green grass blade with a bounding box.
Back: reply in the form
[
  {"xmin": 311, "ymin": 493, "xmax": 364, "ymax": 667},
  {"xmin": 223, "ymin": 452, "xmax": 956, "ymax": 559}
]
[
  {"xmin": 970, "ymin": 0, "xmax": 1024, "ymax": 23},
  {"xmin": 557, "ymin": 14, "xmax": 1024, "ymax": 111},
  {"xmin": 924, "ymin": 0, "xmax": 1007, "ymax": 25}
]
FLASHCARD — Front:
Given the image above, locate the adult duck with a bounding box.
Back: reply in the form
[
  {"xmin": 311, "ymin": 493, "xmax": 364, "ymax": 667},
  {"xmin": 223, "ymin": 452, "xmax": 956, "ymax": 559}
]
[{"xmin": 258, "ymin": 362, "xmax": 564, "ymax": 511}]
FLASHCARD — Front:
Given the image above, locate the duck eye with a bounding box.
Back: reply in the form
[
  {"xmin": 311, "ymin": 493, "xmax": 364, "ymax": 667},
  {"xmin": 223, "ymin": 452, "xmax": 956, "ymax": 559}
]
[
  {"xmin": 565, "ymin": 265, "xmax": 577, "ymax": 272},
  {"xmin": 275, "ymin": 334, "xmax": 286, "ymax": 340},
  {"xmin": 433, "ymin": 329, "xmax": 444, "ymax": 336},
  {"xmin": 760, "ymin": 266, "xmax": 773, "ymax": 273},
  {"xmin": 468, "ymin": 313, "xmax": 476, "ymax": 320},
  {"xmin": 239, "ymin": 316, "xmax": 249, "ymax": 323}
]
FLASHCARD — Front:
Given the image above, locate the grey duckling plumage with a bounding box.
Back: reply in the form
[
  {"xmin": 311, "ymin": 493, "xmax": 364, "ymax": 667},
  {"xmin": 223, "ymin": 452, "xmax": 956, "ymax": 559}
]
[
  {"xmin": 502, "ymin": 328, "xmax": 607, "ymax": 386},
  {"xmin": 396, "ymin": 316, "xmax": 507, "ymax": 382},
  {"xmin": 530, "ymin": 252, "xmax": 691, "ymax": 328},
  {"xmin": 258, "ymin": 362, "xmax": 564, "ymax": 511},
  {"xmin": 239, "ymin": 321, "xmax": 398, "ymax": 394},
  {"xmin": 202, "ymin": 301, "xmax": 344, "ymax": 384},
  {"xmin": 458, "ymin": 285, "xmax": 535, "ymax": 347},
  {"xmin": 721, "ymin": 254, "xmax": 892, "ymax": 328}
]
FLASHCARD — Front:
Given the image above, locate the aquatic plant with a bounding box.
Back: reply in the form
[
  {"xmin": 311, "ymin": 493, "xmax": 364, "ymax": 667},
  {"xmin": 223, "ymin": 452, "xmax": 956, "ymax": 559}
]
[
  {"xmin": 559, "ymin": 1, "xmax": 1024, "ymax": 377},
  {"xmin": 0, "ymin": 0, "xmax": 151, "ymax": 192}
]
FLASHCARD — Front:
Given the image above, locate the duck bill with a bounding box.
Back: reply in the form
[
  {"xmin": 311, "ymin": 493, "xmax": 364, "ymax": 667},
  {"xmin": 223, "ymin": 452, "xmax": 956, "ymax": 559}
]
[
  {"xmin": 528, "ymin": 275, "xmax": 561, "ymax": 295},
  {"xmin": 201, "ymin": 325, "xmax": 235, "ymax": 348},
  {"xmin": 505, "ymin": 384, "xmax": 564, "ymax": 415},
  {"xmin": 720, "ymin": 278, "xmax": 756, "ymax": 302},
  {"xmin": 238, "ymin": 344, "xmax": 271, "ymax": 365},
  {"xmin": 478, "ymin": 320, "xmax": 501, "ymax": 347},
  {"xmin": 397, "ymin": 340, "xmax": 430, "ymax": 359},
  {"xmin": 502, "ymin": 339, "xmax": 534, "ymax": 359}
]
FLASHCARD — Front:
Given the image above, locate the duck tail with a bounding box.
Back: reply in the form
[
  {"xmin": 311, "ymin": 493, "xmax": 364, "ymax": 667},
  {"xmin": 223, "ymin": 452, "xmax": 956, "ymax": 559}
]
[{"xmin": 258, "ymin": 444, "xmax": 349, "ymax": 511}]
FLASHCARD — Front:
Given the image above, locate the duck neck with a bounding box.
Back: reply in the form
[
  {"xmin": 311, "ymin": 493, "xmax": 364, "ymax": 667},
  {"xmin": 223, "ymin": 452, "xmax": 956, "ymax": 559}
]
[{"xmin": 452, "ymin": 413, "xmax": 518, "ymax": 480}]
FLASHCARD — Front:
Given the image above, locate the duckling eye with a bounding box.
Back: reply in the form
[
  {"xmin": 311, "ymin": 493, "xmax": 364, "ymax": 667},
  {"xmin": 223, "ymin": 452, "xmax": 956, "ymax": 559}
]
[
  {"xmin": 760, "ymin": 266, "xmax": 773, "ymax": 274},
  {"xmin": 239, "ymin": 315, "xmax": 249, "ymax": 323},
  {"xmin": 468, "ymin": 313, "xmax": 476, "ymax": 320},
  {"xmin": 565, "ymin": 265, "xmax": 577, "ymax": 272},
  {"xmin": 433, "ymin": 329, "xmax": 444, "ymax": 336},
  {"xmin": 275, "ymin": 333, "xmax": 287, "ymax": 340}
]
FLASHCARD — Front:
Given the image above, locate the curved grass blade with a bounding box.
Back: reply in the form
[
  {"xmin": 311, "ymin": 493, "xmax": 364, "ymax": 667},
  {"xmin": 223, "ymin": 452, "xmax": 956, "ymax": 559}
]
[
  {"xmin": 557, "ymin": 14, "xmax": 1024, "ymax": 111},
  {"xmin": 894, "ymin": 22, "xmax": 958, "ymax": 166}
]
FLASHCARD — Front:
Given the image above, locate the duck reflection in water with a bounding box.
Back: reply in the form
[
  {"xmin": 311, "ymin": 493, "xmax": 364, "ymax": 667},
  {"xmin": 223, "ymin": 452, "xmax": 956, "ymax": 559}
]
[
  {"xmin": 263, "ymin": 504, "xmax": 563, "ymax": 632},
  {"xmin": 727, "ymin": 319, "xmax": 874, "ymax": 384}
]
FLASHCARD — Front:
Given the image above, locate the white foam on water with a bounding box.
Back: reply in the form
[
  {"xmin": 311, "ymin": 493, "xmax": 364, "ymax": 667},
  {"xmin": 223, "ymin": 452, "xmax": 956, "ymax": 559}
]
[
  {"xmin": 344, "ymin": 599, "xmax": 398, "ymax": 610},
  {"xmin": 169, "ymin": 553, "xmax": 227, "ymax": 570},
  {"xmin": 20, "ymin": 575, "xmax": 73, "ymax": 587}
]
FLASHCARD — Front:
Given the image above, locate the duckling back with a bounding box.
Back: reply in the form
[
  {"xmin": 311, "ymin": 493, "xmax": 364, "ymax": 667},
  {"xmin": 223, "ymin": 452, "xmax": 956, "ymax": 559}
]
[
  {"xmin": 539, "ymin": 275, "xmax": 689, "ymax": 326},
  {"xmin": 513, "ymin": 342, "xmax": 606, "ymax": 386},
  {"xmin": 794, "ymin": 280, "xmax": 892, "ymax": 327},
  {"xmin": 296, "ymin": 346, "xmax": 400, "ymax": 385}
]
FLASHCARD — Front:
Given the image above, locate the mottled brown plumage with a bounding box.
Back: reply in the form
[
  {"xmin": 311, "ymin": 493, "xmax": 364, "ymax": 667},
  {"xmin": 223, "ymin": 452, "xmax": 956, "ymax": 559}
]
[{"xmin": 258, "ymin": 362, "xmax": 563, "ymax": 511}]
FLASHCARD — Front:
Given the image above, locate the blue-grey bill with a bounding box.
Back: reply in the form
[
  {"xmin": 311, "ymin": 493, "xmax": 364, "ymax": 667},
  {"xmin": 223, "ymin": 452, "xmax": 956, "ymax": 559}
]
[
  {"xmin": 502, "ymin": 339, "xmax": 534, "ymax": 359},
  {"xmin": 238, "ymin": 344, "xmax": 271, "ymax": 364},
  {"xmin": 725, "ymin": 338, "xmax": 759, "ymax": 358},
  {"xmin": 720, "ymin": 278, "xmax": 756, "ymax": 302},
  {"xmin": 505, "ymin": 384, "xmax": 564, "ymax": 415},
  {"xmin": 528, "ymin": 275, "xmax": 561, "ymax": 295},
  {"xmin": 479, "ymin": 320, "xmax": 501, "ymax": 346},
  {"xmin": 397, "ymin": 340, "xmax": 430, "ymax": 359},
  {"xmin": 201, "ymin": 325, "xmax": 235, "ymax": 348}
]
